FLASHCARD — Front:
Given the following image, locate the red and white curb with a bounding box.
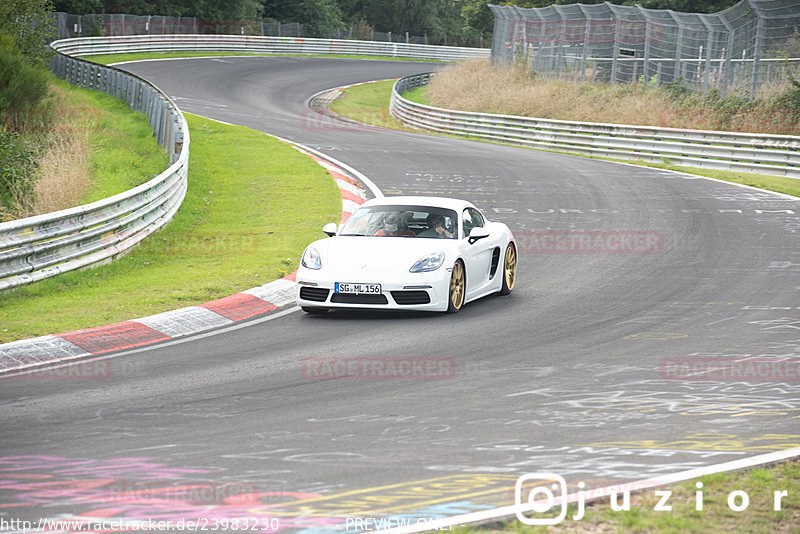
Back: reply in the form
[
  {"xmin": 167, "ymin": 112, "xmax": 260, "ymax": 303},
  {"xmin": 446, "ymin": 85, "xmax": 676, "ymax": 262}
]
[{"xmin": 0, "ymin": 149, "xmax": 371, "ymax": 375}]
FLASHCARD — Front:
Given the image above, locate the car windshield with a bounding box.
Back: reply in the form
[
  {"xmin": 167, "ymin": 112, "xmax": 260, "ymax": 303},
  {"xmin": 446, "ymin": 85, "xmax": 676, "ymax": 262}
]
[{"xmin": 339, "ymin": 205, "xmax": 459, "ymax": 239}]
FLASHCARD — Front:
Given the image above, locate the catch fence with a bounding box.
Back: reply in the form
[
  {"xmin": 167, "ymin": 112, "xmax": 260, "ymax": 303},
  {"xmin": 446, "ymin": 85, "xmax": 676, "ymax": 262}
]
[
  {"xmin": 489, "ymin": 0, "xmax": 800, "ymax": 97},
  {"xmin": 54, "ymin": 12, "xmax": 451, "ymax": 46}
]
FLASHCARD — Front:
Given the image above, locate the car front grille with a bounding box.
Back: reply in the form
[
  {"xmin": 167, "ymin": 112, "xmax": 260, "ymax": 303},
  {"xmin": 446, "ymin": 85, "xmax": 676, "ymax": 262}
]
[
  {"xmin": 330, "ymin": 293, "xmax": 388, "ymax": 305},
  {"xmin": 299, "ymin": 287, "xmax": 330, "ymax": 302},
  {"xmin": 390, "ymin": 291, "xmax": 431, "ymax": 305}
]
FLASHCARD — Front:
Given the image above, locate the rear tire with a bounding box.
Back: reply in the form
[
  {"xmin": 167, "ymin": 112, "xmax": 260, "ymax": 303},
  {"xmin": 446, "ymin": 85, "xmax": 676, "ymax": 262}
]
[
  {"xmin": 500, "ymin": 243, "xmax": 516, "ymax": 296},
  {"xmin": 447, "ymin": 260, "xmax": 466, "ymax": 313}
]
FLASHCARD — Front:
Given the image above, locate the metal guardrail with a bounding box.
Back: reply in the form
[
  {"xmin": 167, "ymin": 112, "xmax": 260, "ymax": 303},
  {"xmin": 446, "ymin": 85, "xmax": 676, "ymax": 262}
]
[
  {"xmin": 51, "ymin": 34, "xmax": 491, "ymax": 62},
  {"xmin": 390, "ymin": 74, "xmax": 800, "ymax": 179},
  {"xmin": 0, "ymin": 43, "xmax": 189, "ymax": 291},
  {"xmin": 0, "ymin": 36, "xmax": 486, "ymax": 292}
]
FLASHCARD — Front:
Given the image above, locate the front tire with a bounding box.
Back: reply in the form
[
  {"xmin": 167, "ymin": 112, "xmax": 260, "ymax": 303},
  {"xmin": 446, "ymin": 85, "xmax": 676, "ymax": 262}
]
[
  {"xmin": 447, "ymin": 260, "xmax": 466, "ymax": 313},
  {"xmin": 302, "ymin": 306, "xmax": 329, "ymax": 314},
  {"xmin": 500, "ymin": 243, "xmax": 516, "ymax": 295}
]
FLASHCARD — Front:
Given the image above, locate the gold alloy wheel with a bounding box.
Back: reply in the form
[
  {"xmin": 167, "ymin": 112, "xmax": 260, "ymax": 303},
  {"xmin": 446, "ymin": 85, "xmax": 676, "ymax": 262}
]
[
  {"xmin": 504, "ymin": 245, "xmax": 517, "ymax": 291},
  {"xmin": 449, "ymin": 261, "xmax": 465, "ymax": 311}
]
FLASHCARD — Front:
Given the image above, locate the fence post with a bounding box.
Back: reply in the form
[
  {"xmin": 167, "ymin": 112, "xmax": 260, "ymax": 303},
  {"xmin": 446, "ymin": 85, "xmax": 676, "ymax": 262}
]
[
  {"xmin": 749, "ymin": 1, "xmax": 766, "ymax": 99},
  {"xmin": 673, "ymin": 14, "xmax": 684, "ymax": 84},
  {"xmin": 640, "ymin": 6, "xmax": 653, "ymax": 84},
  {"xmin": 611, "ymin": 18, "xmax": 621, "ymax": 85},
  {"xmin": 556, "ymin": 17, "xmax": 566, "ymax": 77},
  {"xmin": 720, "ymin": 19, "xmax": 735, "ymax": 97},
  {"xmin": 172, "ymin": 129, "xmax": 184, "ymax": 164},
  {"xmin": 699, "ymin": 14, "xmax": 714, "ymax": 94}
]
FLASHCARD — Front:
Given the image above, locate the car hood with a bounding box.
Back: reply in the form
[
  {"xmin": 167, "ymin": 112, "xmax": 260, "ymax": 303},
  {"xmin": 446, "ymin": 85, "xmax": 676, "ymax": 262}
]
[{"xmin": 313, "ymin": 236, "xmax": 452, "ymax": 273}]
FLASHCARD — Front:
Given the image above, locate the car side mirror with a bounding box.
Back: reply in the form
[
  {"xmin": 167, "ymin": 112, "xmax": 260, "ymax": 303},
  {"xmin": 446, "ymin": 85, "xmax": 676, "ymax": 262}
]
[
  {"xmin": 322, "ymin": 223, "xmax": 338, "ymax": 237},
  {"xmin": 468, "ymin": 226, "xmax": 490, "ymax": 244}
]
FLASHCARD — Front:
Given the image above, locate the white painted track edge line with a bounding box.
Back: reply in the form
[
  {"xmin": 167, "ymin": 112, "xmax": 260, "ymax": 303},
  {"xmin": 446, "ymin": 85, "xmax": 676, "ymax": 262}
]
[
  {"xmin": 375, "ymin": 447, "xmax": 800, "ymax": 534},
  {"xmin": 194, "ymin": 112, "xmax": 383, "ymax": 199},
  {"xmin": 275, "ymin": 136, "xmax": 384, "ymax": 199},
  {"xmin": 610, "ymin": 160, "xmax": 800, "ymax": 201}
]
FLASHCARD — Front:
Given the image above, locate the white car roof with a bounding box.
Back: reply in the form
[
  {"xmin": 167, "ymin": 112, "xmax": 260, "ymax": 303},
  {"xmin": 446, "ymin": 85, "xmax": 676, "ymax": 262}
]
[{"xmin": 361, "ymin": 196, "xmax": 475, "ymax": 212}]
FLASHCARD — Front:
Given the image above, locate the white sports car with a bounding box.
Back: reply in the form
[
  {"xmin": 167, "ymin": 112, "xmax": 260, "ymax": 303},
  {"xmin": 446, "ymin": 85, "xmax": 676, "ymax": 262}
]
[{"xmin": 296, "ymin": 196, "xmax": 517, "ymax": 313}]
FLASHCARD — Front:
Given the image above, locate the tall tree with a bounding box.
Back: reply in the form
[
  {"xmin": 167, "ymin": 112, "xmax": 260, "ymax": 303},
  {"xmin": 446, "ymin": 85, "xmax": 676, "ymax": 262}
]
[
  {"xmin": 52, "ymin": 0, "xmax": 103, "ymax": 14},
  {"xmin": 182, "ymin": 0, "xmax": 261, "ymax": 21},
  {"xmin": 361, "ymin": 0, "xmax": 460, "ymax": 42},
  {"xmin": 102, "ymin": 0, "xmax": 260, "ymax": 18},
  {"xmin": 337, "ymin": 0, "xmax": 369, "ymax": 22},
  {"xmin": 0, "ymin": 0, "xmax": 56, "ymax": 65},
  {"xmin": 623, "ymin": 0, "xmax": 739, "ymax": 12},
  {"xmin": 262, "ymin": 0, "xmax": 344, "ymax": 36},
  {"xmin": 101, "ymin": 0, "xmax": 158, "ymax": 16},
  {"xmin": 462, "ymin": 0, "xmax": 494, "ymax": 38}
]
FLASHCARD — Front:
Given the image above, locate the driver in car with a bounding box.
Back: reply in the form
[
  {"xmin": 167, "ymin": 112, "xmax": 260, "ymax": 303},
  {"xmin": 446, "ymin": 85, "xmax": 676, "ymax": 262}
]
[{"xmin": 374, "ymin": 213, "xmax": 415, "ymax": 237}]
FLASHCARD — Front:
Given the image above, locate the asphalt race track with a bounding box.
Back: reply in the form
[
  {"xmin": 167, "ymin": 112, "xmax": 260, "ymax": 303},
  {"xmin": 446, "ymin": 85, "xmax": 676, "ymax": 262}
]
[{"xmin": 2, "ymin": 57, "xmax": 800, "ymax": 531}]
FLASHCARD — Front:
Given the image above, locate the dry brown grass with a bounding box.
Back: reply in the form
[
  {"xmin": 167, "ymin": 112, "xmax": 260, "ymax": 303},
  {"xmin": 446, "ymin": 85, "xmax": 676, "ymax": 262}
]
[
  {"xmin": 15, "ymin": 85, "xmax": 96, "ymax": 217},
  {"xmin": 426, "ymin": 59, "xmax": 800, "ymax": 134},
  {"xmin": 29, "ymin": 128, "xmax": 91, "ymax": 215},
  {"xmin": 427, "ymin": 60, "xmax": 674, "ymax": 125}
]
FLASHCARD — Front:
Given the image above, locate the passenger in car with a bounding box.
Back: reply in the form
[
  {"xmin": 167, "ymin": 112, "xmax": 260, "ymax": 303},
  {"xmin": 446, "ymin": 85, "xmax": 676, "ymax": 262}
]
[{"xmin": 417, "ymin": 214, "xmax": 454, "ymax": 238}]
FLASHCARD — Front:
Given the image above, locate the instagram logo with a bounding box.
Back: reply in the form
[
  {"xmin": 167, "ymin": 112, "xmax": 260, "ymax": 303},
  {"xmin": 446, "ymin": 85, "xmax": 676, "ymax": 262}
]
[{"xmin": 515, "ymin": 473, "xmax": 569, "ymax": 525}]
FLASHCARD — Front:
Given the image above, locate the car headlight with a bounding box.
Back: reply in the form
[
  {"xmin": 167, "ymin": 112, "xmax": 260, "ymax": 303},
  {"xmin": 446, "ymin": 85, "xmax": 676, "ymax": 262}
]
[
  {"xmin": 410, "ymin": 251, "xmax": 445, "ymax": 273},
  {"xmin": 301, "ymin": 247, "xmax": 322, "ymax": 270}
]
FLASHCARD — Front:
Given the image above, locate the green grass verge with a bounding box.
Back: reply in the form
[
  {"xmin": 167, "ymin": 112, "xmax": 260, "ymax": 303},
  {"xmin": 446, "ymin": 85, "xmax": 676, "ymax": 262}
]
[
  {"xmin": 400, "ymin": 85, "xmax": 428, "ymax": 104},
  {"xmin": 51, "ymin": 77, "xmax": 170, "ymax": 203},
  {"xmin": 0, "ymin": 113, "xmax": 340, "ymax": 342},
  {"xmin": 459, "ymin": 460, "xmax": 800, "ymax": 533},
  {"xmin": 333, "ymin": 81, "xmax": 800, "ymax": 199},
  {"xmin": 330, "ymin": 80, "xmax": 412, "ymax": 131},
  {"xmin": 84, "ymin": 51, "xmax": 444, "ymax": 66},
  {"xmin": 619, "ymin": 162, "xmax": 800, "ymax": 199}
]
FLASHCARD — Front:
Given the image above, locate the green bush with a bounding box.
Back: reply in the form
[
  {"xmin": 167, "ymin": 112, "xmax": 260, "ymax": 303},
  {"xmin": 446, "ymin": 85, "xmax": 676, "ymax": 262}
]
[
  {"xmin": 0, "ymin": 131, "xmax": 38, "ymax": 219},
  {"xmin": 659, "ymin": 79, "xmax": 691, "ymax": 104},
  {"xmin": 771, "ymin": 73, "xmax": 800, "ymax": 112},
  {"xmin": 0, "ymin": 33, "xmax": 51, "ymax": 118},
  {"xmin": 0, "ymin": 0, "xmax": 55, "ymax": 67},
  {"xmin": 0, "ymin": 32, "xmax": 52, "ymax": 219},
  {"xmin": 769, "ymin": 32, "xmax": 800, "ymax": 59},
  {"xmin": 714, "ymin": 94, "xmax": 753, "ymax": 113}
]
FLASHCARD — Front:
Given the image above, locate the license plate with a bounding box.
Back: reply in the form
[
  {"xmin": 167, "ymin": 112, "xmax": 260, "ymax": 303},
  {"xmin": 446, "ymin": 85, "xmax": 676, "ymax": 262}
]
[{"xmin": 335, "ymin": 282, "xmax": 382, "ymax": 294}]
